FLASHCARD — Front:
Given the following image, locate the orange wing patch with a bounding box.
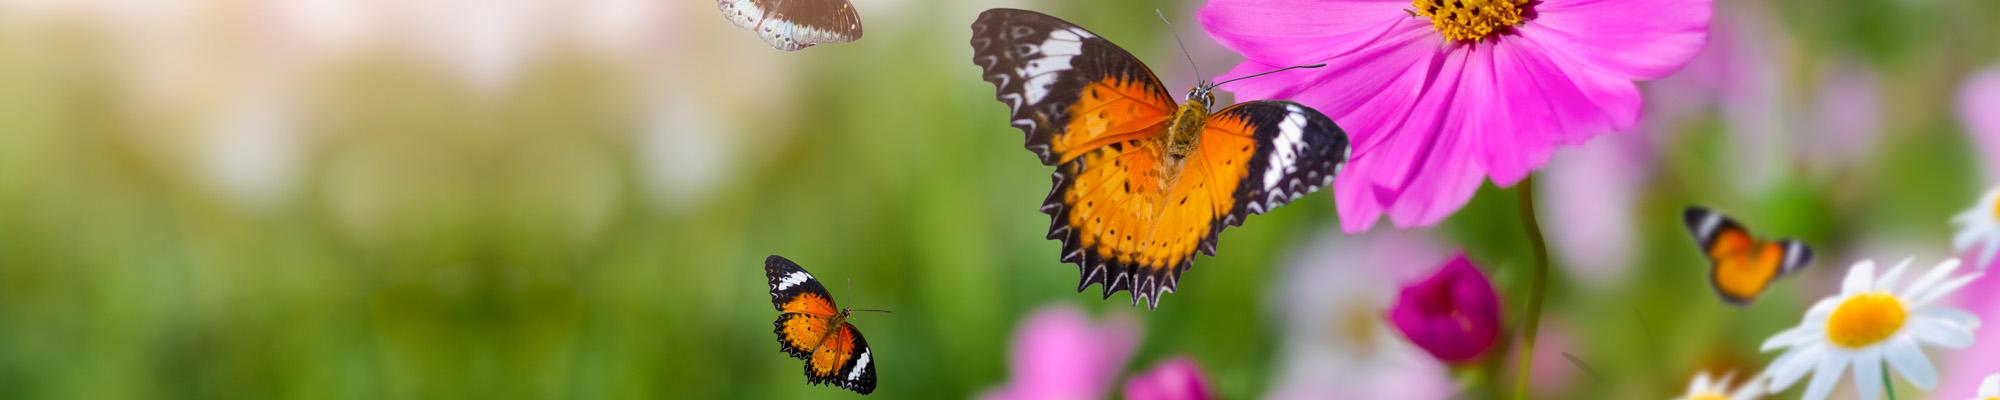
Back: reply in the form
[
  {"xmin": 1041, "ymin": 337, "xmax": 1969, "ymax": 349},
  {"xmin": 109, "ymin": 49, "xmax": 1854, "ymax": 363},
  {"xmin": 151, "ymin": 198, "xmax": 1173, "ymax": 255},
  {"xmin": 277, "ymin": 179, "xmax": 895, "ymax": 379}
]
[
  {"xmin": 1051, "ymin": 78, "xmax": 1173, "ymax": 163},
  {"xmin": 1708, "ymin": 229, "xmax": 1784, "ymax": 301},
  {"xmin": 808, "ymin": 324, "xmax": 859, "ymax": 377}
]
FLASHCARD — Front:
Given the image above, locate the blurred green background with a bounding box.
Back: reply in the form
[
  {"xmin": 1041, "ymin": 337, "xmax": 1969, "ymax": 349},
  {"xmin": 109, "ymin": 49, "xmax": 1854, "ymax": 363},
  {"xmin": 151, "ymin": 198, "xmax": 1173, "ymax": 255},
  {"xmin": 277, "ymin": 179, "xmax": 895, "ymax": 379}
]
[{"xmin": 2, "ymin": 0, "xmax": 1999, "ymax": 398}]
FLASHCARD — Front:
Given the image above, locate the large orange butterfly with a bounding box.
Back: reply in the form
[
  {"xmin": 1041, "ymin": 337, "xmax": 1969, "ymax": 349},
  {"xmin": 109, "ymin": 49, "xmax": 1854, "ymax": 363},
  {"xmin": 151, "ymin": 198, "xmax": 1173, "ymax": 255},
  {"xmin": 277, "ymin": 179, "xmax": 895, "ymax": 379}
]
[
  {"xmin": 1683, "ymin": 206, "xmax": 1814, "ymax": 304},
  {"xmin": 765, "ymin": 255, "xmax": 877, "ymax": 394},
  {"xmin": 970, "ymin": 9, "xmax": 1351, "ymax": 308}
]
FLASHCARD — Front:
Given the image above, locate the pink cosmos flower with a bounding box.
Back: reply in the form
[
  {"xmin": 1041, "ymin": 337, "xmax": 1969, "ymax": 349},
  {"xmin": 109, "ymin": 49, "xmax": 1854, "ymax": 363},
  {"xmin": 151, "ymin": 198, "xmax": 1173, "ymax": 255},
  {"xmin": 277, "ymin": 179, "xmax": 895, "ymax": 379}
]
[
  {"xmin": 1200, "ymin": 0, "xmax": 1712, "ymax": 231},
  {"xmin": 1389, "ymin": 254, "xmax": 1503, "ymax": 363},
  {"xmin": 980, "ymin": 305, "xmax": 1140, "ymax": 400},
  {"xmin": 1121, "ymin": 357, "xmax": 1216, "ymax": 400},
  {"xmin": 1961, "ymin": 66, "xmax": 2000, "ymax": 182}
]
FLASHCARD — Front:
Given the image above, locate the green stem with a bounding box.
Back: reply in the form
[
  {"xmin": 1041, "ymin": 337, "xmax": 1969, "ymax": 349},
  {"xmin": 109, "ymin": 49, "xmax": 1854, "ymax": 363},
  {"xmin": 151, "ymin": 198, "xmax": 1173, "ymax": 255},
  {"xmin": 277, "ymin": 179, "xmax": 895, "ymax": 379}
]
[
  {"xmin": 1513, "ymin": 176, "xmax": 1551, "ymax": 400},
  {"xmin": 1883, "ymin": 366, "xmax": 1898, "ymax": 400}
]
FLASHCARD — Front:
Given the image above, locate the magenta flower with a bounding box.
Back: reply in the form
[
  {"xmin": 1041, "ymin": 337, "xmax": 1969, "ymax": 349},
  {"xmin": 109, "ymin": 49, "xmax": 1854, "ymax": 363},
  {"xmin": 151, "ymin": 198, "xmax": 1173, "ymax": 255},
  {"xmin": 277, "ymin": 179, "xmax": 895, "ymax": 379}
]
[
  {"xmin": 980, "ymin": 305, "xmax": 1139, "ymax": 400},
  {"xmin": 1200, "ymin": 0, "xmax": 1711, "ymax": 231},
  {"xmin": 1389, "ymin": 254, "xmax": 1502, "ymax": 362},
  {"xmin": 1122, "ymin": 357, "xmax": 1216, "ymax": 400}
]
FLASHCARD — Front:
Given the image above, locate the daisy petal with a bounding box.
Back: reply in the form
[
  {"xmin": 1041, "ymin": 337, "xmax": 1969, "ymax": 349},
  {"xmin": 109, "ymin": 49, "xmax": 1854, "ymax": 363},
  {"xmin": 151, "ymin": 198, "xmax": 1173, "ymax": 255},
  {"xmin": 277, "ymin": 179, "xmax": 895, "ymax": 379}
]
[
  {"xmin": 1905, "ymin": 318, "xmax": 1975, "ymax": 348},
  {"xmin": 1853, "ymin": 352, "xmax": 1882, "ymax": 400},
  {"xmin": 1844, "ymin": 260, "xmax": 1876, "ymax": 295},
  {"xmin": 1902, "ymin": 258, "xmax": 1960, "ymax": 303},
  {"xmin": 1801, "ymin": 352, "xmax": 1848, "ymax": 400},
  {"xmin": 1909, "ymin": 273, "xmax": 1980, "ymax": 307},
  {"xmin": 1916, "ymin": 307, "xmax": 1979, "ymax": 329},
  {"xmin": 1522, "ymin": 0, "xmax": 1713, "ymax": 79},
  {"xmin": 1765, "ymin": 345, "xmax": 1822, "ymax": 392},
  {"xmin": 1876, "ymin": 258, "xmax": 1910, "ymax": 291},
  {"xmin": 1761, "ymin": 326, "xmax": 1820, "ymax": 351},
  {"xmin": 1884, "ymin": 338, "xmax": 1937, "ymax": 389}
]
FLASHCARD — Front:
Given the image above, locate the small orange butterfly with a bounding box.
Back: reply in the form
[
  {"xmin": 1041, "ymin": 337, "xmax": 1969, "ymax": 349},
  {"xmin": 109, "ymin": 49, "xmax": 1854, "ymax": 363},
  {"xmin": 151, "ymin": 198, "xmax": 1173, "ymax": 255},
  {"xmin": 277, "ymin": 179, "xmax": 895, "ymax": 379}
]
[
  {"xmin": 1683, "ymin": 206, "xmax": 1814, "ymax": 304},
  {"xmin": 764, "ymin": 255, "xmax": 877, "ymax": 394}
]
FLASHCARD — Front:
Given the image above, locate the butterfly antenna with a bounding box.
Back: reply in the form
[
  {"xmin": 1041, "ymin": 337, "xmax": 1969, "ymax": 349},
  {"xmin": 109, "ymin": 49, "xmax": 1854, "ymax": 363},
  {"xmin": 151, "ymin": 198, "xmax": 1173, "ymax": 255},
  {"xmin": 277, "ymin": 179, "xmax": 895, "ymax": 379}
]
[
  {"xmin": 1562, "ymin": 353, "xmax": 1606, "ymax": 383},
  {"xmin": 848, "ymin": 309, "xmax": 894, "ymax": 314},
  {"xmin": 1155, "ymin": 9, "xmax": 1205, "ymax": 84},
  {"xmin": 1213, "ymin": 63, "xmax": 1326, "ymax": 87}
]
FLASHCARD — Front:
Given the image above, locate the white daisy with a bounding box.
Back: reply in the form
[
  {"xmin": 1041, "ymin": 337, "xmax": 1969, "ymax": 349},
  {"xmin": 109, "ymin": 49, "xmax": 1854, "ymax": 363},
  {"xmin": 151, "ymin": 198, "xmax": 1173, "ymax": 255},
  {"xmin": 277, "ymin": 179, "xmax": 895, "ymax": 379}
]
[
  {"xmin": 1761, "ymin": 258, "xmax": 1984, "ymax": 400},
  {"xmin": 1676, "ymin": 371, "xmax": 1764, "ymax": 400},
  {"xmin": 1953, "ymin": 187, "xmax": 2000, "ymax": 270},
  {"xmin": 1978, "ymin": 373, "xmax": 2000, "ymax": 400}
]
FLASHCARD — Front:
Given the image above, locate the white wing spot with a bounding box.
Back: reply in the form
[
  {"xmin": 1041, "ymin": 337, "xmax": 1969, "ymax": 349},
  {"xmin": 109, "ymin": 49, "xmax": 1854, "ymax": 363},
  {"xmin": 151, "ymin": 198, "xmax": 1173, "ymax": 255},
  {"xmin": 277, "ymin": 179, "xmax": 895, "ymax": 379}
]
[
  {"xmin": 1264, "ymin": 106, "xmax": 1309, "ymax": 192},
  {"xmin": 774, "ymin": 270, "xmax": 812, "ymax": 291},
  {"xmin": 847, "ymin": 349, "xmax": 871, "ymax": 381}
]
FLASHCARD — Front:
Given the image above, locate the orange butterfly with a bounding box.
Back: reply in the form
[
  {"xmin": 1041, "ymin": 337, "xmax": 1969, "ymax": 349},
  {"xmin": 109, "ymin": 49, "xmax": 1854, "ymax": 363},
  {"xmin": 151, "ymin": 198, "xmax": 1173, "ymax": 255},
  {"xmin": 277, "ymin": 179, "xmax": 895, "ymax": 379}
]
[
  {"xmin": 970, "ymin": 9, "xmax": 1351, "ymax": 308},
  {"xmin": 765, "ymin": 255, "xmax": 877, "ymax": 394},
  {"xmin": 1683, "ymin": 206, "xmax": 1814, "ymax": 304}
]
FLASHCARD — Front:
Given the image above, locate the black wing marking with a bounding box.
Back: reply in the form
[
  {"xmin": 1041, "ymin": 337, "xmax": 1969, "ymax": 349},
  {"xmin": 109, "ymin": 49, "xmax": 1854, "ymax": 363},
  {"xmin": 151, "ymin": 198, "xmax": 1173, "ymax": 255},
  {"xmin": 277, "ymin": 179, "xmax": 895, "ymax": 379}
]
[{"xmin": 806, "ymin": 324, "xmax": 877, "ymax": 395}]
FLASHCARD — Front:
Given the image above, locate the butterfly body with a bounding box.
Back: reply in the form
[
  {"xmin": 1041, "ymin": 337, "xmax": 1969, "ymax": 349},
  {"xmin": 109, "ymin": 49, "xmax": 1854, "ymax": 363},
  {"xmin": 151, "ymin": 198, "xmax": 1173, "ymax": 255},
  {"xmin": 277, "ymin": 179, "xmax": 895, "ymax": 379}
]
[
  {"xmin": 765, "ymin": 255, "xmax": 876, "ymax": 394},
  {"xmin": 1683, "ymin": 207, "xmax": 1813, "ymax": 305},
  {"xmin": 971, "ymin": 9, "xmax": 1351, "ymax": 308}
]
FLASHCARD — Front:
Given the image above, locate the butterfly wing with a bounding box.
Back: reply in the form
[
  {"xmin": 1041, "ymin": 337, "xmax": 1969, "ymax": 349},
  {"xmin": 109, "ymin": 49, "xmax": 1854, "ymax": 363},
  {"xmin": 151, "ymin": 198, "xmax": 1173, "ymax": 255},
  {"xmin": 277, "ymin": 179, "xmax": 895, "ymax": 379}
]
[
  {"xmin": 1683, "ymin": 207, "xmax": 1813, "ymax": 304},
  {"xmin": 969, "ymin": 8, "xmax": 1178, "ymax": 166},
  {"xmin": 805, "ymin": 322, "xmax": 877, "ymax": 394},
  {"xmin": 1052, "ymin": 101, "xmax": 1348, "ymax": 308},
  {"xmin": 767, "ymin": 255, "xmax": 839, "ymax": 359},
  {"xmin": 718, "ymin": 0, "xmax": 863, "ymax": 51}
]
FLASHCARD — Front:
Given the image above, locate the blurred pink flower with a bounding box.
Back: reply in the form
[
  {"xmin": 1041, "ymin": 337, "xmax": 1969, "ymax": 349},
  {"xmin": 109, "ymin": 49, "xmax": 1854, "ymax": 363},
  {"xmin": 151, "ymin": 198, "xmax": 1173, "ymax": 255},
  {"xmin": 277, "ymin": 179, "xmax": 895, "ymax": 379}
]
[
  {"xmin": 980, "ymin": 305, "xmax": 1139, "ymax": 400},
  {"xmin": 1936, "ymin": 272, "xmax": 1999, "ymax": 399},
  {"xmin": 1804, "ymin": 62, "xmax": 1882, "ymax": 171},
  {"xmin": 1962, "ymin": 66, "xmax": 2000, "ymax": 182},
  {"xmin": 1542, "ymin": 132, "xmax": 1652, "ymax": 286},
  {"xmin": 1390, "ymin": 254, "xmax": 1503, "ymax": 363},
  {"xmin": 1199, "ymin": 0, "xmax": 1711, "ymax": 232},
  {"xmin": 1265, "ymin": 229, "xmax": 1458, "ymax": 399},
  {"xmin": 1121, "ymin": 357, "xmax": 1215, "ymax": 400}
]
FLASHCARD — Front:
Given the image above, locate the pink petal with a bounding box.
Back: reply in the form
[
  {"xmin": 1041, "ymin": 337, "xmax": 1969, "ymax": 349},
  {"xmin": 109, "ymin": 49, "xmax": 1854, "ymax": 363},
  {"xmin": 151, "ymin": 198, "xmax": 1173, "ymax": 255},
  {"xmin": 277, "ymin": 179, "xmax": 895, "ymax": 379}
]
[
  {"xmin": 1384, "ymin": 48, "xmax": 1485, "ymax": 227},
  {"xmin": 1525, "ymin": 0, "xmax": 1713, "ymax": 80},
  {"xmin": 1960, "ymin": 67, "xmax": 2000, "ymax": 182},
  {"xmin": 1197, "ymin": 0, "xmax": 1412, "ymax": 66},
  {"xmin": 1478, "ymin": 35, "xmax": 1643, "ymax": 184},
  {"xmin": 1122, "ymin": 357, "xmax": 1217, "ymax": 400}
]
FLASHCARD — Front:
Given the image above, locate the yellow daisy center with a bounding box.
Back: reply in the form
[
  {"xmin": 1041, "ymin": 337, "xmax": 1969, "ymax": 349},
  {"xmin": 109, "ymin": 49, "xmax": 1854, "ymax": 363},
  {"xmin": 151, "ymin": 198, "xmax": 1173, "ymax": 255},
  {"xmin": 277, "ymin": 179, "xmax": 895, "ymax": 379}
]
[
  {"xmin": 1411, "ymin": 0, "xmax": 1531, "ymax": 42},
  {"xmin": 1824, "ymin": 292, "xmax": 1908, "ymax": 349},
  {"xmin": 1690, "ymin": 394, "xmax": 1729, "ymax": 400}
]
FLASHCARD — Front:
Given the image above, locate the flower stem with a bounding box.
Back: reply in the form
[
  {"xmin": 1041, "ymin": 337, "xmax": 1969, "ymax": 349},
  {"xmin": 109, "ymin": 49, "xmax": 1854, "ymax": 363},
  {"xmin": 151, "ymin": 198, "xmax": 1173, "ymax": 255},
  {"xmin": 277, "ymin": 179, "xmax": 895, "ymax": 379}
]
[
  {"xmin": 1513, "ymin": 176, "xmax": 1551, "ymax": 400},
  {"xmin": 1882, "ymin": 366, "xmax": 1897, "ymax": 400}
]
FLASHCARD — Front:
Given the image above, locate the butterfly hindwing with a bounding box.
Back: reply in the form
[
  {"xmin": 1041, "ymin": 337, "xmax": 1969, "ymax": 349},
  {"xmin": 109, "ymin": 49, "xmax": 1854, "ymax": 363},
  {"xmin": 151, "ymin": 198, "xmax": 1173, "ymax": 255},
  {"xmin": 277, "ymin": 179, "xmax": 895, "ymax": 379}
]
[
  {"xmin": 970, "ymin": 8, "xmax": 1178, "ymax": 166},
  {"xmin": 717, "ymin": 0, "xmax": 863, "ymax": 51},
  {"xmin": 1683, "ymin": 207, "xmax": 1814, "ymax": 304},
  {"xmin": 764, "ymin": 255, "xmax": 877, "ymax": 394},
  {"xmin": 806, "ymin": 323, "xmax": 876, "ymax": 394},
  {"xmin": 1209, "ymin": 101, "xmax": 1352, "ymax": 224}
]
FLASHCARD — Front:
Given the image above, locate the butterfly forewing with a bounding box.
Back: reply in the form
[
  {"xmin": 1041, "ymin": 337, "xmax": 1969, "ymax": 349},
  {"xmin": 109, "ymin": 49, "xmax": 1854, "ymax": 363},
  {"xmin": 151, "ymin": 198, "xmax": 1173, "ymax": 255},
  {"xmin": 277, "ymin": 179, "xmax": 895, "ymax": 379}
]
[
  {"xmin": 970, "ymin": 8, "xmax": 1177, "ymax": 165},
  {"xmin": 717, "ymin": 0, "xmax": 863, "ymax": 51}
]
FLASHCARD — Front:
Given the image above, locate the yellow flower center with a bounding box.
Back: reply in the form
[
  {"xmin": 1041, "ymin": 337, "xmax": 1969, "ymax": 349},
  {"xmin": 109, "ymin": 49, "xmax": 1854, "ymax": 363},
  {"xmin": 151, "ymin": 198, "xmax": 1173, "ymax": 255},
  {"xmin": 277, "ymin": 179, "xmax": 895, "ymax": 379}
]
[
  {"xmin": 1690, "ymin": 394, "xmax": 1729, "ymax": 400},
  {"xmin": 1411, "ymin": 0, "xmax": 1531, "ymax": 42},
  {"xmin": 1990, "ymin": 194, "xmax": 2000, "ymax": 221},
  {"xmin": 1824, "ymin": 292, "xmax": 1908, "ymax": 349}
]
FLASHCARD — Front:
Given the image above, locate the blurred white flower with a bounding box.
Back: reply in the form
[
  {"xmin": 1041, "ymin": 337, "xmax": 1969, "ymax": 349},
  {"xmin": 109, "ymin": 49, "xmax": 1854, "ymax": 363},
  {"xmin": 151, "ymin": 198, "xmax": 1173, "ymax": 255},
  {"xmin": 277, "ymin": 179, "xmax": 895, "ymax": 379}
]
[
  {"xmin": 199, "ymin": 85, "xmax": 306, "ymax": 209},
  {"xmin": 1954, "ymin": 187, "xmax": 2000, "ymax": 270},
  {"xmin": 392, "ymin": 0, "xmax": 555, "ymax": 94}
]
